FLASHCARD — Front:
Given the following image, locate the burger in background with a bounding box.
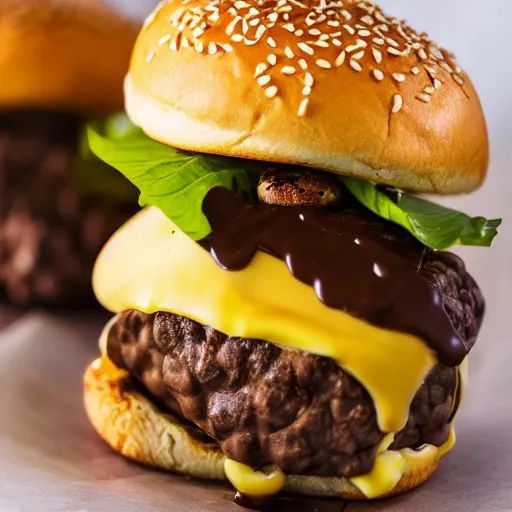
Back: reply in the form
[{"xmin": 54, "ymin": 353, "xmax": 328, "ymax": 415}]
[
  {"xmin": 84, "ymin": 0, "xmax": 500, "ymax": 506},
  {"xmin": 0, "ymin": 0, "xmax": 140, "ymax": 307}
]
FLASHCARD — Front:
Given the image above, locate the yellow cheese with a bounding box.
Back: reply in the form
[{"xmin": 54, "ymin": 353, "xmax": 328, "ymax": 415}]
[
  {"xmin": 224, "ymin": 459, "xmax": 286, "ymax": 497},
  {"xmin": 93, "ymin": 206, "xmax": 436, "ymax": 433},
  {"xmin": 350, "ymin": 425, "xmax": 455, "ymax": 498}
]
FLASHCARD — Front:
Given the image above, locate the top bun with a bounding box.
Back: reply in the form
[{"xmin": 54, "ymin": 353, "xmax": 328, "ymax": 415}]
[
  {"xmin": 126, "ymin": 0, "xmax": 488, "ymax": 194},
  {"xmin": 0, "ymin": 0, "xmax": 138, "ymax": 114}
]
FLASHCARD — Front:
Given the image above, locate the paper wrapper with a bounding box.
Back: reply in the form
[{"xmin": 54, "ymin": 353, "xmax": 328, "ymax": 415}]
[{"xmin": 0, "ymin": 313, "xmax": 510, "ymax": 512}]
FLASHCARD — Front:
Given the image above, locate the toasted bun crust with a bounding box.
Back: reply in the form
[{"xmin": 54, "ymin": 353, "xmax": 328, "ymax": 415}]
[
  {"xmin": 0, "ymin": 0, "xmax": 137, "ymax": 114},
  {"xmin": 84, "ymin": 356, "xmax": 440, "ymax": 500},
  {"xmin": 126, "ymin": 0, "xmax": 488, "ymax": 194}
]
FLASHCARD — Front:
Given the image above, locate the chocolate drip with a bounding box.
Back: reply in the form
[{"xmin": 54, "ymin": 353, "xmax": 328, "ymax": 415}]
[{"xmin": 202, "ymin": 187, "xmax": 466, "ymax": 367}]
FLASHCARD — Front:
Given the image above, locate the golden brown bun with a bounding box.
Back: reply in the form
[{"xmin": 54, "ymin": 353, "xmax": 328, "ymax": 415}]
[
  {"xmin": 84, "ymin": 355, "xmax": 440, "ymax": 500},
  {"xmin": 0, "ymin": 0, "xmax": 138, "ymax": 114},
  {"xmin": 126, "ymin": 0, "xmax": 488, "ymax": 194}
]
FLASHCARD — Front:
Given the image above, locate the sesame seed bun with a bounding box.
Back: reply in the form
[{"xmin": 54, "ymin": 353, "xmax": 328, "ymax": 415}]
[
  {"xmin": 126, "ymin": 0, "xmax": 488, "ymax": 194},
  {"xmin": 0, "ymin": 0, "xmax": 137, "ymax": 114},
  {"xmin": 83, "ymin": 355, "xmax": 441, "ymax": 500}
]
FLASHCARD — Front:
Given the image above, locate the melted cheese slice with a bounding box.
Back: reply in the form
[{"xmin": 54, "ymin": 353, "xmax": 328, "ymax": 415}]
[{"xmin": 93, "ymin": 206, "xmax": 436, "ymax": 433}]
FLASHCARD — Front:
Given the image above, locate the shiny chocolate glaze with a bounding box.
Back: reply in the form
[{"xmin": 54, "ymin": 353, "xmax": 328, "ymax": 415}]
[{"xmin": 202, "ymin": 187, "xmax": 465, "ymax": 367}]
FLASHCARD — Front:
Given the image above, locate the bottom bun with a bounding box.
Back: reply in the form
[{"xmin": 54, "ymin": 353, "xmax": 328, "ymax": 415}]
[{"xmin": 83, "ymin": 356, "xmax": 441, "ymax": 500}]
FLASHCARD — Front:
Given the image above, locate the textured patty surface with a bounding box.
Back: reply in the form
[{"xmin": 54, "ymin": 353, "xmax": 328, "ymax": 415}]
[
  {"xmin": 0, "ymin": 110, "xmax": 135, "ymax": 306},
  {"xmin": 106, "ymin": 249, "xmax": 484, "ymax": 479}
]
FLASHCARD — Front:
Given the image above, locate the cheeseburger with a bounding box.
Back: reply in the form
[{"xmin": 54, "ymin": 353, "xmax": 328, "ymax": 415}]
[
  {"xmin": 0, "ymin": 0, "xmax": 138, "ymax": 306},
  {"xmin": 84, "ymin": 0, "xmax": 500, "ymax": 505}
]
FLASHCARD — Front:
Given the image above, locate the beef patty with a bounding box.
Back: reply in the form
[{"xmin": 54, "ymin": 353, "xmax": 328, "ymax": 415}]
[
  {"xmin": 0, "ymin": 110, "xmax": 135, "ymax": 306},
  {"xmin": 105, "ymin": 248, "xmax": 483, "ymax": 479}
]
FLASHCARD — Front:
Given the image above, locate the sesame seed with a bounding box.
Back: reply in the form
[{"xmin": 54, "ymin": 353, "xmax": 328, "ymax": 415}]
[
  {"xmin": 425, "ymin": 65, "xmax": 437, "ymax": 75},
  {"xmin": 283, "ymin": 23, "xmax": 295, "ymax": 32},
  {"xmin": 309, "ymin": 28, "xmax": 321, "ymax": 36},
  {"xmin": 231, "ymin": 34, "xmax": 243, "ymax": 42},
  {"xmin": 440, "ymin": 61, "xmax": 454, "ymax": 73},
  {"xmin": 418, "ymin": 48, "xmax": 428, "ymax": 60},
  {"xmin": 295, "ymin": 29, "xmax": 304, "ymax": 36},
  {"xmin": 372, "ymin": 69, "xmax": 384, "ymax": 81},
  {"xmin": 424, "ymin": 86, "xmax": 435, "ymax": 94},
  {"xmin": 453, "ymin": 74, "xmax": 465, "ymax": 85},
  {"xmin": 298, "ymin": 42, "xmax": 314, "ymax": 55},
  {"xmin": 350, "ymin": 59, "xmax": 362, "ymax": 72},
  {"xmin": 332, "ymin": 39, "xmax": 342, "ymax": 47},
  {"xmin": 352, "ymin": 50, "xmax": 365, "ymax": 60},
  {"xmin": 330, "ymin": 31, "xmax": 342, "ymax": 37},
  {"xmin": 327, "ymin": 20, "xmax": 340, "ymax": 27},
  {"xmin": 181, "ymin": 37, "xmax": 190, "ymax": 48},
  {"xmin": 234, "ymin": 0, "xmax": 250, "ymax": 8},
  {"xmin": 220, "ymin": 43, "xmax": 233, "ymax": 52},
  {"xmin": 361, "ymin": 15, "xmax": 375, "ymax": 25},
  {"xmin": 305, "ymin": 17, "xmax": 316, "ymax": 27},
  {"xmin": 304, "ymin": 72, "xmax": 314, "ymax": 86},
  {"xmin": 373, "ymin": 37, "xmax": 384, "ymax": 46},
  {"xmin": 249, "ymin": 17, "xmax": 260, "ymax": 26},
  {"xmin": 248, "ymin": 7, "xmax": 259, "ymax": 16},
  {"xmin": 434, "ymin": 78, "xmax": 442, "ymax": 89},
  {"xmin": 317, "ymin": 14, "xmax": 326, "ymax": 22},
  {"xmin": 228, "ymin": 7, "xmax": 237, "ymax": 15},
  {"xmin": 170, "ymin": 37, "xmax": 178, "ymax": 51},
  {"xmin": 158, "ymin": 34, "xmax": 171, "ymax": 46},
  {"xmin": 267, "ymin": 36, "xmax": 277, "ymax": 47},
  {"xmin": 388, "ymin": 47, "xmax": 405, "ymax": 56},
  {"xmin": 375, "ymin": 11, "xmax": 388, "ymax": 24},
  {"xmin": 392, "ymin": 73, "xmax": 406, "ymax": 82},
  {"xmin": 192, "ymin": 27, "xmax": 204, "ymax": 39},
  {"xmin": 411, "ymin": 66, "xmax": 420, "ymax": 75},
  {"xmin": 254, "ymin": 63, "xmax": 267, "ymax": 77},
  {"xmin": 285, "ymin": 46, "xmax": 295, "ymax": 58},
  {"xmin": 430, "ymin": 46, "xmax": 444, "ymax": 60},
  {"xmin": 302, "ymin": 86, "xmax": 312, "ymax": 95},
  {"xmin": 196, "ymin": 40, "xmax": 206, "ymax": 53},
  {"xmin": 358, "ymin": 29, "xmax": 371, "ymax": 37},
  {"xmin": 226, "ymin": 16, "xmax": 241, "ymax": 35},
  {"xmin": 335, "ymin": 51, "xmax": 346, "ymax": 67},
  {"xmin": 386, "ymin": 37, "xmax": 399, "ymax": 48},
  {"xmin": 343, "ymin": 24, "xmax": 355, "ymax": 35},
  {"xmin": 316, "ymin": 59, "xmax": 332, "ymax": 69},
  {"xmin": 255, "ymin": 25, "xmax": 266, "ymax": 39},
  {"xmin": 299, "ymin": 58, "xmax": 308, "ymax": 69},
  {"xmin": 315, "ymin": 40, "xmax": 329, "ymax": 48},
  {"xmin": 283, "ymin": 13, "xmax": 290, "ymax": 20},
  {"xmin": 146, "ymin": 51, "xmax": 155, "ymax": 63},
  {"xmin": 372, "ymin": 48, "xmax": 383, "ymax": 64},
  {"xmin": 418, "ymin": 93, "xmax": 431, "ymax": 103},
  {"xmin": 319, "ymin": 34, "xmax": 329, "ymax": 40},
  {"xmin": 265, "ymin": 85, "xmax": 278, "ymax": 98},
  {"xmin": 267, "ymin": 53, "xmax": 277, "ymax": 65},
  {"xmin": 392, "ymin": 94, "xmax": 403, "ymax": 113},
  {"xmin": 346, "ymin": 41, "xmax": 366, "ymax": 53},
  {"xmin": 298, "ymin": 97, "xmax": 309, "ymax": 117},
  {"xmin": 257, "ymin": 74, "xmax": 271, "ymax": 86},
  {"xmin": 208, "ymin": 11, "xmax": 220, "ymax": 22},
  {"xmin": 341, "ymin": 9, "xmax": 352, "ymax": 20},
  {"xmin": 282, "ymin": 65, "xmax": 296, "ymax": 75},
  {"xmin": 267, "ymin": 12, "xmax": 278, "ymax": 22},
  {"xmin": 208, "ymin": 42, "xmax": 218, "ymax": 54}
]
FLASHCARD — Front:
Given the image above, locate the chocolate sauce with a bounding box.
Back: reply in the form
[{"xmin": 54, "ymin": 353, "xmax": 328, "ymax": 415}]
[
  {"xmin": 233, "ymin": 492, "xmax": 346, "ymax": 511},
  {"xmin": 202, "ymin": 187, "xmax": 466, "ymax": 367}
]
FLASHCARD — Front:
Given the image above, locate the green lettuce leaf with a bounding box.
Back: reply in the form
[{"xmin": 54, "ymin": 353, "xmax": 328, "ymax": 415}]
[
  {"xmin": 342, "ymin": 177, "xmax": 501, "ymax": 250},
  {"xmin": 87, "ymin": 115, "xmax": 262, "ymax": 240},
  {"xmin": 74, "ymin": 113, "xmax": 139, "ymax": 204}
]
